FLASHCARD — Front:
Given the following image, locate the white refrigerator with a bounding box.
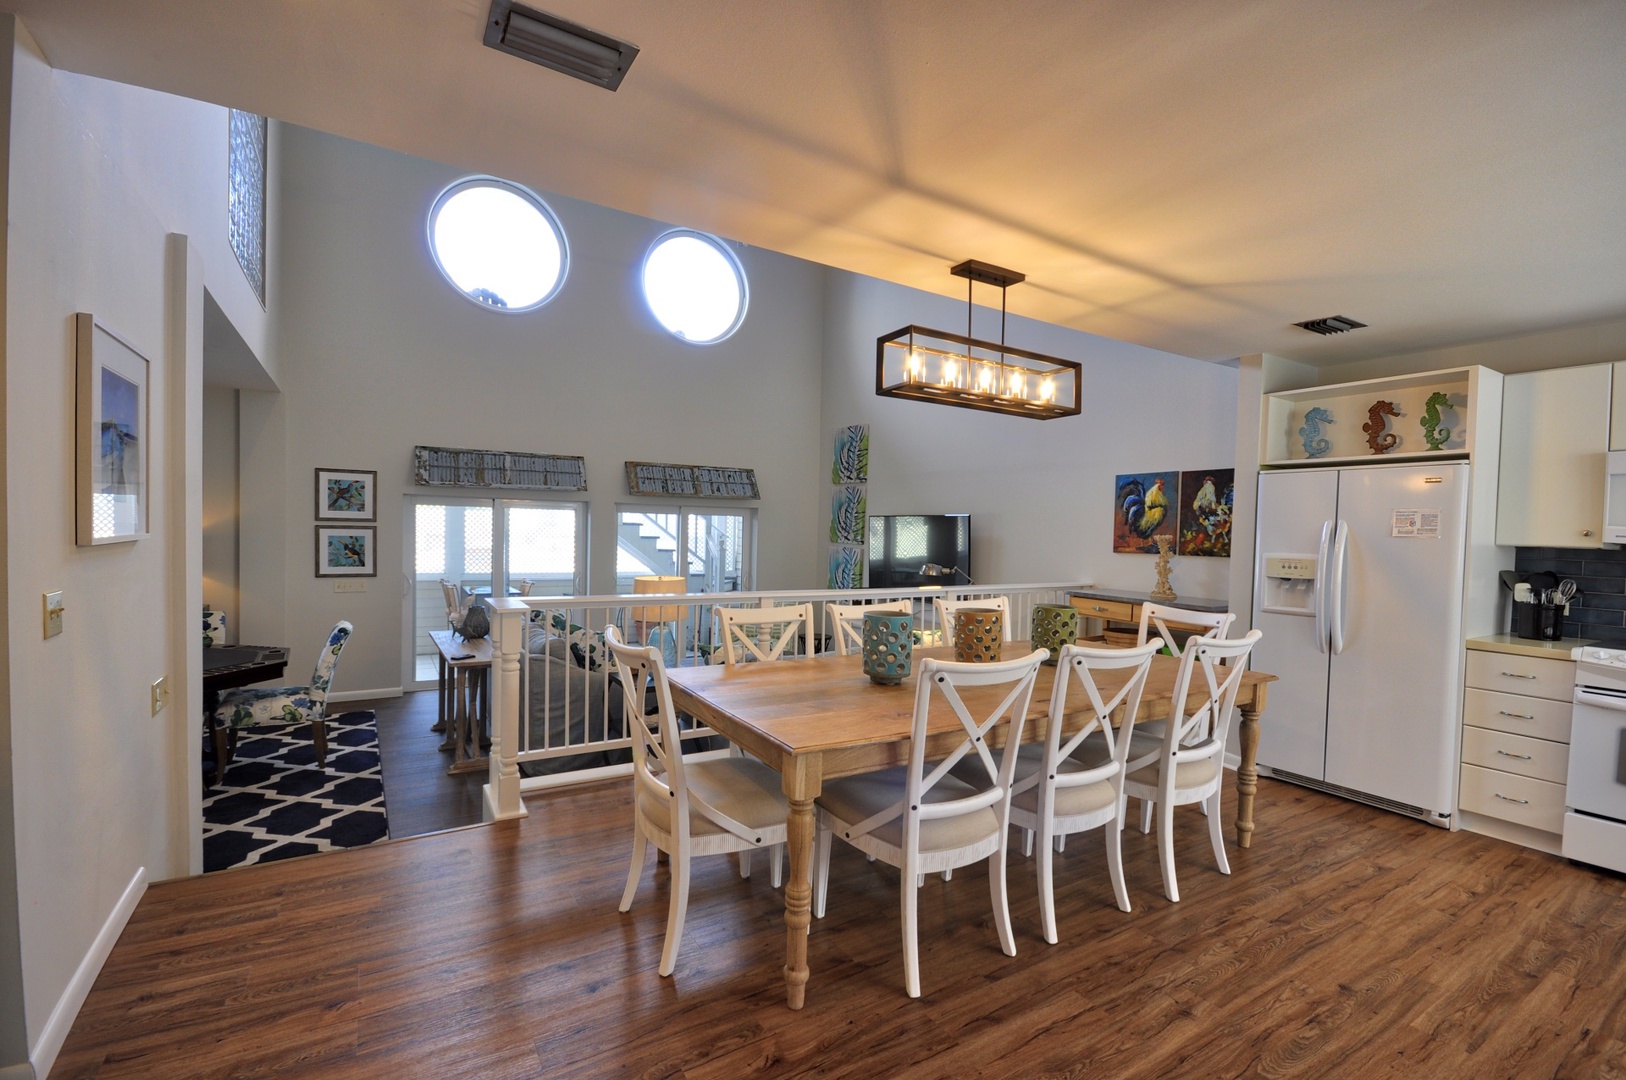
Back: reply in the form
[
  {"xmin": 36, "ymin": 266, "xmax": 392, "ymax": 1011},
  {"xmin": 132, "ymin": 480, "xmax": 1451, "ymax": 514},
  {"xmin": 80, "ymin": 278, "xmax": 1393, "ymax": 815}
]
[{"xmin": 1253, "ymin": 462, "xmax": 1469, "ymax": 821}]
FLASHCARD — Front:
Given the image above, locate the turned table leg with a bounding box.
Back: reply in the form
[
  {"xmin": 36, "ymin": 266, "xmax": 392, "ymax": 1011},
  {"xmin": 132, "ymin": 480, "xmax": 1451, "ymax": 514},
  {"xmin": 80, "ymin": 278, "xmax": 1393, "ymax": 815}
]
[
  {"xmin": 781, "ymin": 755, "xmax": 821, "ymax": 1009},
  {"xmin": 1236, "ymin": 698, "xmax": 1262, "ymax": 849}
]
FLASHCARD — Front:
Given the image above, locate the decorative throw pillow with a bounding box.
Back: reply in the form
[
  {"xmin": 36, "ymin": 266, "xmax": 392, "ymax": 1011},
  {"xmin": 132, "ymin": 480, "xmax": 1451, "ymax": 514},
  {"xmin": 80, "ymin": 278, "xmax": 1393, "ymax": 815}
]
[{"xmin": 567, "ymin": 627, "xmax": 606, "ymax": 670}]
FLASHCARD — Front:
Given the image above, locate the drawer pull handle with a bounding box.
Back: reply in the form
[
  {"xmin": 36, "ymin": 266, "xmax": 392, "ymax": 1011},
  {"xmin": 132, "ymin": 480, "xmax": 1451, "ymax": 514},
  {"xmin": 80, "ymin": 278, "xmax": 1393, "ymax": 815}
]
[
  {"xmin": 1499, "ymin": 672, "xmax": 1538, "ymax": 680},
  {"xmin": 1495, "ymin": 750, "xmax": 1534, "ymax": 761},
  {"xmin": 1493, "ymin": 793, "xmax": 1530, "ymax": 805},
  {"xmin": 1497, "ymin": 710, "xmax": 1536, "ymax": 720},
  {"xmin": 1092, "ymin": 605, "xmax": 1108, "ymax": 612}
]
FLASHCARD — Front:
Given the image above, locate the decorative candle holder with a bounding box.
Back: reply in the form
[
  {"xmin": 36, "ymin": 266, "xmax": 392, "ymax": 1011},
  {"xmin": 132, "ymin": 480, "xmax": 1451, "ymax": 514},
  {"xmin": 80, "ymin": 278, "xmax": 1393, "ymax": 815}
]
[
  {"xmin": 861, "ymin": 611, "xmax": 913, "ymax": 685},
  {"xmin": 953, "ymin": 608, "xmax": 1004, "ymax": 663},
  {"xmin": 1031, "ymin": 603, "xmax": 1080, "ymax": 665}
]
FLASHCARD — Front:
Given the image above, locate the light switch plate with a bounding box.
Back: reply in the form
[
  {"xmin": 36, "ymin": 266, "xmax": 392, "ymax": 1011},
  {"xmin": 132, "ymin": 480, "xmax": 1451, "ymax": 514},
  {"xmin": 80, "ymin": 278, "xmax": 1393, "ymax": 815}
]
[
  {"xmin": 334, "ymin": 581, "xmax": 366, "ymax": 593},
  {"xmin": 151, "ymin": 676, "xmax": 168, "ymax": 716},
  {"xmin": 43, "ymin": 591, "xmax": 64, "ymax": 638}
]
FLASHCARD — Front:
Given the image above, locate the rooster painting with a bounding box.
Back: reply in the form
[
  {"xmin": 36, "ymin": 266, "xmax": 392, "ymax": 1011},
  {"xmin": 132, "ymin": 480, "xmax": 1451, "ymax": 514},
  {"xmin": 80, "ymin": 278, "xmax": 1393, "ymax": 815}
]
[
  {"xmin": 1114, "ymin": 471, "xmax": 1178, "ymax": 553},
  {"xmin": 1177, "ymin": 468, "xmax": 1235, "ymax": 557}
]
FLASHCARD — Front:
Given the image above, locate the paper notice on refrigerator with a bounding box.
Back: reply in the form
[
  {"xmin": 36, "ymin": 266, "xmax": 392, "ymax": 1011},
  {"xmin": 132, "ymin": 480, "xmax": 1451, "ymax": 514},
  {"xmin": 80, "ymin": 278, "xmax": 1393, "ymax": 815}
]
[{"xmin": 1391, "ymin": 509, "xmax": 1441, "ymax": 538}]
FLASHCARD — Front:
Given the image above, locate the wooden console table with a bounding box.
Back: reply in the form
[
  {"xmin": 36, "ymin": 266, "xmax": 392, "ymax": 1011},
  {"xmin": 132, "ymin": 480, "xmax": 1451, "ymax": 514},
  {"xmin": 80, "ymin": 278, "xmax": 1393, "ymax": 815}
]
[
  {"xmin": 1069, "ymin": 588, "xmax": 1229, "ymax": 639},
  {"xmin": 429, "ymin": 629, "xmax": 492, "ymax": 775}
]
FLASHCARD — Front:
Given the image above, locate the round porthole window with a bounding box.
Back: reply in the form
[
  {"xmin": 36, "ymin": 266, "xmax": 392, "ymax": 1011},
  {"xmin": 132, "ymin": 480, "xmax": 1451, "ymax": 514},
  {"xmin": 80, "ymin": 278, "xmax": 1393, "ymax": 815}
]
[
  {"xmin": 641, "ymin": 230, "xmax": 748, "ymax": 344},
  {"xmin": 427, "ymin": 177, "xmax": 567, "ymax": 312}
]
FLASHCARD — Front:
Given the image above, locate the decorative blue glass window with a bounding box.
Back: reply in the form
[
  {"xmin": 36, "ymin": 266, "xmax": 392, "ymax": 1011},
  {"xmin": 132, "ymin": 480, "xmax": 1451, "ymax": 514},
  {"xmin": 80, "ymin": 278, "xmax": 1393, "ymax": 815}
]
[
  {"xmin": 228, "ymin": 110, "xmax": 267, "ymax": 305},
  {"xmin": 427, "ymin": 178, "xmax": 569, "ymax": 313}
]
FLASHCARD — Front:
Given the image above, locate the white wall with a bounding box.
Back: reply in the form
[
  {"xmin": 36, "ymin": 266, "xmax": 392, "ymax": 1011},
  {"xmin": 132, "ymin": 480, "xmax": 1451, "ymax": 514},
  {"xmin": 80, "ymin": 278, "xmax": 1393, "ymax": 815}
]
[
  {"xmin": 4, "ymin": 25, "xmax": 231, "ymax": 1067},
  {"xmin": 820, "ymin": 272, "xmax": 1239, "ymax": 599},
  {"xmin": 248, "ymin": 127, "xmax": 828, "ymax": 695},
  {"xmin": 201, "ymin": 385, "xmax": 239, "ymax": 635}
]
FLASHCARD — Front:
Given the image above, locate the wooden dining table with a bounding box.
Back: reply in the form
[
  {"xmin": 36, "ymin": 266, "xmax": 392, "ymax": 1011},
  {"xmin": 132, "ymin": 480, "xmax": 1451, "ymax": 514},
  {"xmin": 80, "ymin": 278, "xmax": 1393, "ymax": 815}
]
[{"xmin": 665, "ymin": 640, "xmax": 1276, "ymax": 1009}]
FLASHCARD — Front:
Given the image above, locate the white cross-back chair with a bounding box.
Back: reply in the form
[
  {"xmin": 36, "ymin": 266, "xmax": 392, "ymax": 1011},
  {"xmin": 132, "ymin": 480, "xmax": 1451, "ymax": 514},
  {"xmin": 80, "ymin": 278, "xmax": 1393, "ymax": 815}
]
[
  {"xmin": 715, "ymin": 603, "xmax": 816, "ymax": 665},
  {"xmin": 933, "ymin": 595, "xmax": 1012, "ymax": 646},
  {"xmin": 1004, "ymin": 641, "xmax": 1160, "ymax": 941},
  {"xmin": 813, "ymin": 648, "xmax": 1047, "ymax": 998},
  {"xmin": 1137, "ymin": 603, "xmax": 1236, "ymax": 657},
  {"xmin": 1130, "ymin": 603, "xmax": 1237, "ymax": 830},
  {"xmin": 605, "ymin": 626, "xmax": 789, "ymax": 977},
  {"xmin": 827, "ymin": 600, "xmax": 913, "ymax": 657},
  {"xmin": 1119, "ymin": 629, "xmax": 1262, "ymax": 902}
]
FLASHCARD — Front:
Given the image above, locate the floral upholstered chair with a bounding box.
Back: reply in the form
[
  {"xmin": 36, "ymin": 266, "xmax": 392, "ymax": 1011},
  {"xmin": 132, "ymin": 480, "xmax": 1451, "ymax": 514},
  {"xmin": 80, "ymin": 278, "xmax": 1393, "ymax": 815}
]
[{"xmin": 211, "ymin": 621, "xmax": 353, "ymax": 768}]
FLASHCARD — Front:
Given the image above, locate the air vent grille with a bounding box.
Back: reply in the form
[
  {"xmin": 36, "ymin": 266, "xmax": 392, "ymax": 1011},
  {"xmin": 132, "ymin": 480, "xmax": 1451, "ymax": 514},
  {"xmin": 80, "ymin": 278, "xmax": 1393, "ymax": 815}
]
[
  {"xmin": 485, "ymin": 1, "xmax": 639, "ymax": 91},
  {"xmin": 1294, "ymin": 315, "xmax": 1368, "ymax": 336}
]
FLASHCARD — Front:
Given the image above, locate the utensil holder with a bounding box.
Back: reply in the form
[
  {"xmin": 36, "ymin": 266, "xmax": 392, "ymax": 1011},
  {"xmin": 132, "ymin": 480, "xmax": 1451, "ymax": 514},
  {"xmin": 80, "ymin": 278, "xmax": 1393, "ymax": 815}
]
[
  {"xmin": 1512, "ymin": 600, "xmax": 1563, "ymax": 641},
  {"xmin": 862, "ymin": 611, "xmax": 913, "ymax": 685},
  {"xmin": 953, "ymin": 608, "xmax": 1003, "ymax": 663}
]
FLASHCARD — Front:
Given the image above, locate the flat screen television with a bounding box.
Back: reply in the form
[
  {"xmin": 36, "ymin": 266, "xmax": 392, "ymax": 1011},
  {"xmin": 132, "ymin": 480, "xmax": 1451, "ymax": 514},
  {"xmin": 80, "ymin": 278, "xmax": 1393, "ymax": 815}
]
[{"xmin": 866, "ymin": 514, "xmax": 971, "ymax": 588}]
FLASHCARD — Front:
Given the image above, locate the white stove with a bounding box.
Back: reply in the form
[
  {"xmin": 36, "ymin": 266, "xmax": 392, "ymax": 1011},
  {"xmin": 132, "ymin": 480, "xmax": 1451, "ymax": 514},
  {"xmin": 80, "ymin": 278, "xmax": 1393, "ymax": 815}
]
[
  {"xmin": 1572, "ymin": 642, "xmax": 1626, "ymax": 674},
  {"xmin": 1565, "ymin": 640, "xmax": 1626, "ymax": 873}
]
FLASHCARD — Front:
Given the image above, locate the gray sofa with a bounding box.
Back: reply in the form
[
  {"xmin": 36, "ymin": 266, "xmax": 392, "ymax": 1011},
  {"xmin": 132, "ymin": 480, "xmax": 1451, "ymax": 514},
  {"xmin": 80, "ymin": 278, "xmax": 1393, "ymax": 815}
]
[{"xmin": 520, "ymin": 631, "xmax": 633, "ymax": 777}]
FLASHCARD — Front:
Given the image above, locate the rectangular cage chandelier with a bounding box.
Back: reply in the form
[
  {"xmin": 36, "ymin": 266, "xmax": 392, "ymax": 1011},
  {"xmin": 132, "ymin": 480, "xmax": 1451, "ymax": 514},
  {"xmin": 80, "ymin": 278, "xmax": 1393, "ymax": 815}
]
[{"xmin": 876, "ymin": 260, "xmax": 1081, "ymax": 421}]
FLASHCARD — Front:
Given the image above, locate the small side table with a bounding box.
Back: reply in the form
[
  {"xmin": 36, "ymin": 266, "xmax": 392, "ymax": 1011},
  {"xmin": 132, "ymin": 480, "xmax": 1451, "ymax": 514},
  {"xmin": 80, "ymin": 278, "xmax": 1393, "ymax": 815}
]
[{"xmin": 429, "ymin": 629, "xmax": 493, "ymax": 775}]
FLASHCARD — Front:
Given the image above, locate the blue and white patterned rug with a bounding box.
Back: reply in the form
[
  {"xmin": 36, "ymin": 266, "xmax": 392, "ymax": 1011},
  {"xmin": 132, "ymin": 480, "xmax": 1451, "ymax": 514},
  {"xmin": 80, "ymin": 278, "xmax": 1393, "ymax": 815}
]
[{"xmin": 203, "ymin": 710, "xmax": 390, "ymax": 872}]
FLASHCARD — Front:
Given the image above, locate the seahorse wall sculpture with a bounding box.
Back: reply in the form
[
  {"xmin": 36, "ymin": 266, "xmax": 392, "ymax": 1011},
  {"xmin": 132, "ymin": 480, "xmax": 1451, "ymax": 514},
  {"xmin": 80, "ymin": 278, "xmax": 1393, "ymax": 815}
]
[
  {"xmin": 1364, "ymin": 400, "xmax": 1401, "ymax": 454},
  {"xmin": 1420, "ymin": 391, "xmax": 1452, "ymax": 451},
  {"xmin": 1299, "ymin": 407, "xmax": 1334, "ymax": 458}
]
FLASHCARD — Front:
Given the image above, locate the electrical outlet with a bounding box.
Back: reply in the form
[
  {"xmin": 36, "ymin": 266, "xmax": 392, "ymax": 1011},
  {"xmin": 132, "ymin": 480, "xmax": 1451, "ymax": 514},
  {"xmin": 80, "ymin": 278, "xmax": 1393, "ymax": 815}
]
[
  {"xmin": 334, "ymin": 581, "xmax": 366, "ymax": 593},
  {"xmin": 151, "ymin": 676, "xmax": 169, "ymax": 716},
  {"xmin": 43, "ymin": 591, "xmax": 64, "ymax": 638}
]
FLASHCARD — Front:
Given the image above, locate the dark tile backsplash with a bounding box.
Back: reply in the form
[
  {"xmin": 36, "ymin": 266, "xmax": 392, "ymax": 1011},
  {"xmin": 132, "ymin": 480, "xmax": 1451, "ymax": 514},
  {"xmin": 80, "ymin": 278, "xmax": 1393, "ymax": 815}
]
[{"xmin": 1514, "ymin": 547, "xmax": 1626, "ymax": 636}]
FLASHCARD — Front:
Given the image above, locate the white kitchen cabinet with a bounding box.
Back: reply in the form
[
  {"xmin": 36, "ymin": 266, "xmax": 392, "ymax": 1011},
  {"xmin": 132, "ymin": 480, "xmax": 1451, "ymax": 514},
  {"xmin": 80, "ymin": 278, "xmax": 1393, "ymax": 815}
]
[
  {"xmin": 1496, "ymin": 363, "xmax": 1612, "ymax": 548},
  {"xmin": 1459, "ymin": 642, "xmax": 1573, "ymax": 845},
  {"xmin": 1612, "ymin": 360, "xmax": 1626, "ymax": 451}
]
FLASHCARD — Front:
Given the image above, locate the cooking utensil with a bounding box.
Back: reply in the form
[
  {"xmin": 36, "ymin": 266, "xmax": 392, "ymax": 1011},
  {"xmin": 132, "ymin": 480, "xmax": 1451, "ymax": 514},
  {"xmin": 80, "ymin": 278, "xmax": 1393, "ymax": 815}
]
[{"xmin": 1556, "ymin": 578, "xmax": 1577, "ymax": 606}]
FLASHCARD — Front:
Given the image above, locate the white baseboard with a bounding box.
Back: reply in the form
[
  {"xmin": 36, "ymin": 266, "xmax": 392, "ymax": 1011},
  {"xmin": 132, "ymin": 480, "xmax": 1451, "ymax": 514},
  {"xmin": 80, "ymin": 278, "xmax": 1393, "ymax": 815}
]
[
  {"xmin": 32, "ymin": 867, "xmax": 146, "ymax": 1078},
  {"xmin": 329, "ymin": 687, "xmax": 402, "ymax": 703}
]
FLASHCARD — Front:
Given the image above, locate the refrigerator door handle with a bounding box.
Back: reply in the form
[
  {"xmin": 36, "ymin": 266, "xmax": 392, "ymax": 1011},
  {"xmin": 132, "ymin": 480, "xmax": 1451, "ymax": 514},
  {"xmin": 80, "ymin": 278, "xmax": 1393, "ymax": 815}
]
[
  {"xmin": 1314, "ymin": 519, "xmax": 1333, "ymax": 654},
  {"xmin": 1329, "ymin": 519, "xmax": 1350, "ymax": 655}
]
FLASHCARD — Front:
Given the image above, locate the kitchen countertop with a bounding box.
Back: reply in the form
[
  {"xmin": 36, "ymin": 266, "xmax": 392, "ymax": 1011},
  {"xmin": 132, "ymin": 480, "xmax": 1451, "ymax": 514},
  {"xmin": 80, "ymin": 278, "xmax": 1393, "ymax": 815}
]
[
  {"xmin": 1069, "ymin": 588, "xmax": 1229, "ymax": 613},
  {"xmin": 1466, "ymin": 634, "xmax": 1595, "ymax": 660}
]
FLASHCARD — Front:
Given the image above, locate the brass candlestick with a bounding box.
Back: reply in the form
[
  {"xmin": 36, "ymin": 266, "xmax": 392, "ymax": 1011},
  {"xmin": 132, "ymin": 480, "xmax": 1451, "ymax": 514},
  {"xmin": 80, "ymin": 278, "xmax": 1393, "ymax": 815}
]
[{"xmin": 1149, "ymin": 535, "xmax": 1177, "ymax": 602}]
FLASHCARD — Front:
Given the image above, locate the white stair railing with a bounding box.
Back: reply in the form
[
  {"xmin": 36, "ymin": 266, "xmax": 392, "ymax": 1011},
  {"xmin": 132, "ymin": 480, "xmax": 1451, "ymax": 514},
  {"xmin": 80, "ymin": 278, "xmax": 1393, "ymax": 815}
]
[{"xmin": 479, "ymin": 583, "xmax": 1092, "ymax": 818}]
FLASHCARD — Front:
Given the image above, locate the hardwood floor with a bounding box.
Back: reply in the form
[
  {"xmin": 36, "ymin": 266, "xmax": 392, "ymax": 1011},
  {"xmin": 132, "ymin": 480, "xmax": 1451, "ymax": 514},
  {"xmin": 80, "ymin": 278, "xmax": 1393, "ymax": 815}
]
[
  {"xmin": 359, "ymin": 689, "xmax": 487, "ymax": 840},
  {"xmin": 66, "ymin": 777, "xmax": 1626, "ymax": 1078}
]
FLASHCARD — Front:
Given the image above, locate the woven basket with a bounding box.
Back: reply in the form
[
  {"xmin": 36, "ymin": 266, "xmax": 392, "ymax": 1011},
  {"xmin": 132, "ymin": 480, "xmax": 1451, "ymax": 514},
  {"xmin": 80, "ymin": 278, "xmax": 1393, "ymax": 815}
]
[{"xmin": 1101, "ymin": 626, "xmax": 1140, "ymax": 648}]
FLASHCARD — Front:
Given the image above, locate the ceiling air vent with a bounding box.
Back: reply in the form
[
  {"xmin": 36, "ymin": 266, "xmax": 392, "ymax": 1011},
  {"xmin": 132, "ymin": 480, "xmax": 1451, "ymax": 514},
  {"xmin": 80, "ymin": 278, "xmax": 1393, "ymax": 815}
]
[
  {"xmin": 484, "ymin": 1, "xmax": 639, "ymax": 91},
  {"xmin": 1294, "ymin": 315, "xmax": 1368, "ymax": 336}
]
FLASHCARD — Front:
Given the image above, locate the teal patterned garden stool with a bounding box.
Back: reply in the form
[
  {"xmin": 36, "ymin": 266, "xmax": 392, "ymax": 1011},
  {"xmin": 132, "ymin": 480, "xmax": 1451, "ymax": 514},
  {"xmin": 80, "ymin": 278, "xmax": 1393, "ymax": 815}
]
[{"xmin": 862, "ymin": 611, "xmax": 913, "ymax": 685}]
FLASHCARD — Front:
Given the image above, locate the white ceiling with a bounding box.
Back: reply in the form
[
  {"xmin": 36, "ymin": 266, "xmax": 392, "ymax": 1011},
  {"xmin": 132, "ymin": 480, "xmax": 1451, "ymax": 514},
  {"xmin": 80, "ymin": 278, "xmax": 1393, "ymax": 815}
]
[{"xmin": 7, "ymin": 0, "xmax": 1626, "ymax": 366}]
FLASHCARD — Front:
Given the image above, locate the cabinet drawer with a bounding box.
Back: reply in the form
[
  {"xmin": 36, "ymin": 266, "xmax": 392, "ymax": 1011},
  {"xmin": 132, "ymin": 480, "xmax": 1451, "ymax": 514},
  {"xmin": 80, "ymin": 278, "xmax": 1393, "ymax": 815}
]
[
  {"xmin": 1461, "ymin": 726, "xmax": 1569, "ymax": 784},
  {"xmin": 1070, "ymin": 597, "xmax": 1137, "ymax": 623},
  {"xmin": 1459, "ymin": 764, "xmax": 1566, "ymax": 834},
  {"xmin": 1462, "ymin": 688, "xmax": 1573, "ymax": 743},
  {"xmin": 1464, "ymin": 650, "xmax": 1575, "ymax": 702}
]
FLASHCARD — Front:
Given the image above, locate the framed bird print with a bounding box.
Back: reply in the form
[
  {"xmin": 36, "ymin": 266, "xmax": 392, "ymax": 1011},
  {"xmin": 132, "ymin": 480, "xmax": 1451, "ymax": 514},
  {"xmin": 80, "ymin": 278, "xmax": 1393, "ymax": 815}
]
[
  {"xmin": 1177, "ymin": 468, "xmax": 1235, "ymax": 557},
  {"xmin": 315, "ymin": 468, "xmax": 377, "ymax": 521},
  {"xmin": 1114, "ymin": 471, "xmax": 1178, "ymax": 554},
  {"xmin": 316, "ymin": 525, "xmax": 377, "ymax": 577}
]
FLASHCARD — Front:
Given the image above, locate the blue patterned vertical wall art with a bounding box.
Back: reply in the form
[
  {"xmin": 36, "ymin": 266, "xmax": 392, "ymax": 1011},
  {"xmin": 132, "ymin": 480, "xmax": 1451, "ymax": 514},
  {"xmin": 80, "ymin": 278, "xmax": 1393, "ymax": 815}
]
[
  {"xmin": 828, "ymin": 425, "xmax": 870, "ymax": 588},
  {"xmin": 833, "ymin": 425, "xmax": 869, "ymax": 484}
]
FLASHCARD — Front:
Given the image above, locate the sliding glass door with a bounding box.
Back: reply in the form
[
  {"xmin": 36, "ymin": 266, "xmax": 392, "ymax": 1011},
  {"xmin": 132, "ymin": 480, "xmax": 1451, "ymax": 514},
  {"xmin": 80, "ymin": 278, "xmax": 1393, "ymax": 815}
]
[{"xmin": 407, "ymin": 496, "xmax": 585, "ymax": 687}]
